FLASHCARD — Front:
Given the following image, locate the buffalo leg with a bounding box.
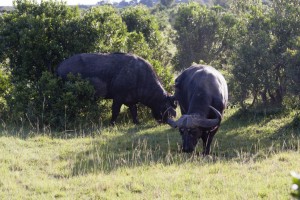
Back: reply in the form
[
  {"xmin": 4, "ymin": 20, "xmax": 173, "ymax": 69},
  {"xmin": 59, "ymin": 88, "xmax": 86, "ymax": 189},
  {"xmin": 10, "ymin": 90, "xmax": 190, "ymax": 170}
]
[
  {"xmin": 129, "ymin": 104, "xmax": 139, "ymax": 124},
  {"xmin": 201, "ymin": 129, "xmax": 218, "ymax": 155},
  {"xmin": 110, "ymin": 100, "xmax": 122, "ymax": 125}
]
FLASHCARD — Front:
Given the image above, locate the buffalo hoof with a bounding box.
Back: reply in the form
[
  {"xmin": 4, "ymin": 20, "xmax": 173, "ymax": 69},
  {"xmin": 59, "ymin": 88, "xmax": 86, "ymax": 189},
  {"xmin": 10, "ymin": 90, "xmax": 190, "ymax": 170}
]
[
  {"xmin": 109, "ymin": 121, "xmax": 116, "ymax": 126},
  {"xmin": 202, "ymin": 154, "xmax": 213, "ymax": 161},
  {"xmin": 133, "ymin": 120, "xmax": 140, "ymax": 125},
  {"xmin": 182, "ymin": 147, "xmax": 194, "ymax": 153}
]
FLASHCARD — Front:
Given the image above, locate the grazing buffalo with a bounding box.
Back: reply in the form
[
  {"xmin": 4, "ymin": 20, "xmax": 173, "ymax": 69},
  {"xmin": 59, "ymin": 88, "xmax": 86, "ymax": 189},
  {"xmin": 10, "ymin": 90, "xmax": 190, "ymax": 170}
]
[
  {"xmin": 57, "ymin": 53, "xmax": 176, "ymax": 125},
  {"xmin": 167, "ymin": 65, "xmax": 228, "ymax": 155}
]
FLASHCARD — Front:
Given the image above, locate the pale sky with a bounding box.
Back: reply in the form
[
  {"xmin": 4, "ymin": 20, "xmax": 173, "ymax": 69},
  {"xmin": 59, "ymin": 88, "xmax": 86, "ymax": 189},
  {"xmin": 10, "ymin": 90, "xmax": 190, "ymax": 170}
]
[{"xmin": 0, "ymin": 0, "xmax": 105, "ymax": 6}]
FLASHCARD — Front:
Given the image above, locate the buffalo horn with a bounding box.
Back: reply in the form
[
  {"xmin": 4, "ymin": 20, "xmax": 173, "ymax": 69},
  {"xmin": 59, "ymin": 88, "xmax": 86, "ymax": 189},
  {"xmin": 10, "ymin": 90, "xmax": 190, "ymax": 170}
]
[
  {"xmin": 176, "ymin": 106, "xmax": 222, "ymax": 128},
  {"xmin": 167, "ymin": 118, "xmax": 177, "ymax": 128}
]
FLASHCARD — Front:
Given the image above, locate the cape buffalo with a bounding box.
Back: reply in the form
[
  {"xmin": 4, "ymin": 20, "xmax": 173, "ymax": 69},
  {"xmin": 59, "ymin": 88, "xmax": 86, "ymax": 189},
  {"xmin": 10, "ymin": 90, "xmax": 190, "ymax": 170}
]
[
  {"xmin": 168, "ymin": 65, "xmax": 228, "ymax": 155},
  {"xmin": 57, "ymin": 53, "xmax": 176, "ymax": 125}
]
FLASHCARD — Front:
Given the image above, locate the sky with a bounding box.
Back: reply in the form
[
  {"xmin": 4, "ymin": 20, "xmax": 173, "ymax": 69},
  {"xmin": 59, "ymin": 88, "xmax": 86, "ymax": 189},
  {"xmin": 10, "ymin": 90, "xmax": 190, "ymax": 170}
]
[{"xmin": 0, "ymin": 0, "xmax": 105, "ymax": 6}]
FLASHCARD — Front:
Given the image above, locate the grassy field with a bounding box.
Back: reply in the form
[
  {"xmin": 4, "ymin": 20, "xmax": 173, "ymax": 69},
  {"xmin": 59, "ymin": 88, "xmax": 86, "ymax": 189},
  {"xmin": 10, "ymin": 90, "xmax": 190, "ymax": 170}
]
[{"xmin": 0, "ymin": 108, "xmax": 299, "ymax": 199}]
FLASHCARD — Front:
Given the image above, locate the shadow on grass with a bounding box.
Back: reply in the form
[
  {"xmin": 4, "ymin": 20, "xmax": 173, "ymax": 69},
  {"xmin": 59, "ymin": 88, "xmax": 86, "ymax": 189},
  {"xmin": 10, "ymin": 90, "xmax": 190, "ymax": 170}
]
[
  {"xmin": 213, "ymin": 108, "xmax": 300, "ymax": 158},
  {"xmin": 70, "ymin": 123, "xmax": 183, "ymax": 175},
  {"xmin": 69, "ymin": 108, "xmax": 300, "ymax": 175},
  {"xmin": 1, "ymin": 108, "xmax": 299, "ymax": 176},
  {"xmin": 0, "ymin": 104, "xmax": 155, "ymax": 139}
]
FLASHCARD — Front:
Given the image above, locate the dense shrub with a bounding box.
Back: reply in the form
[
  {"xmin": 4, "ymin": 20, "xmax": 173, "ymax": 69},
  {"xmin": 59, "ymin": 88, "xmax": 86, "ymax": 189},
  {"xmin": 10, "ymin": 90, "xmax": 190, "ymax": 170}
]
[
  {"xmin": 0, "ymin": 1, "xmax": 174, "ymax": 130},
  {"xmin": 171, "ymin": 1, "xmax": 300, "ymax": 110},
  {"xmin": 122, "ymin": 5, "xmax": 173, "ymax": 68},
  {"xmin": 0, "ymin": 67, "xmax": 11, "ymax": 116},
  {"xmin": 229, "ymin": 1, "xmax": 300, "ymax": 108},
  {"xmin": 5, "ymin": 72, "xmax": 103, "ymax": 130}
]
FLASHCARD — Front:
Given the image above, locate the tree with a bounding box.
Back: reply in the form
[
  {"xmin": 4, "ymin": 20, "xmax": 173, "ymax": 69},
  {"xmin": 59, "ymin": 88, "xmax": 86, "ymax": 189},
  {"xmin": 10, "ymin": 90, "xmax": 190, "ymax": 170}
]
[
  {"xmin": 82, "ymin": 5, "xmax": 127, "ymax": 53},
  {"xmin": 270, "ymin": 0, "xmax": 300, "ymax": 107},
  {"xmin": 121, "ymin": 6, "xmax": 174, "ymax": 90},
  {"xmin": 230, "ymin": 2, "xmax": 273, "ymax": 107},
  {"xmin": 139, "ymin": 0, "xmax": 154, "ymax": 7},
  {"xmin": 230, "ymin": 0, "xmax": 300, "ymax": 108},
  {"xmin": 173, "ymin": 3, "xmax": 238, "ymax": 70},
  {"xmin": 121, "ymin": 6, "xmax": 161, "ymax": 50},
  {"xmin": 160, "ymin": 0, "xmax": 174, "ymax": 8}
]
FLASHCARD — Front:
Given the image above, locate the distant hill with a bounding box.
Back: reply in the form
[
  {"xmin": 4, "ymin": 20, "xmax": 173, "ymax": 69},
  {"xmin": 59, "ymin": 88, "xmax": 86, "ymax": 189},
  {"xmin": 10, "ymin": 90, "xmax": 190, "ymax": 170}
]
[
  {"xmin": 1, "ymin": 0, "xmax": 271, "ymax": 11},
  {"xmin": 0, "ymin": 6, "xmax": 14, "ymax": 13}
]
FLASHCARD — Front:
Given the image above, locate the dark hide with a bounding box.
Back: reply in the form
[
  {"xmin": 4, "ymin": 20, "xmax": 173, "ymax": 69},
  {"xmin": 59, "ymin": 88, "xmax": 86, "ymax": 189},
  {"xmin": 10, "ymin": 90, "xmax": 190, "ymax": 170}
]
[
  {"xmin": 173, "ymin": 65, "xmax": 228, "ymax": 155},
  {"xmin": 57, "ymin": 53, "xmax": 176, "ymax": 125}
]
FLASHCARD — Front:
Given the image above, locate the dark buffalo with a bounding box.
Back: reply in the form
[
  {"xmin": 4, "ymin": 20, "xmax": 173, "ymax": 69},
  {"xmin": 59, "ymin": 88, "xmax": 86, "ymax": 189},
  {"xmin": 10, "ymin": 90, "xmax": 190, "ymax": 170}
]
[
  {"xmin": 57, "ymin": 53, "xmax": 176, "ymax": 125},
  {"xmin": 168, "ymin": 65, "xmax": 228, "ymax": 155}
]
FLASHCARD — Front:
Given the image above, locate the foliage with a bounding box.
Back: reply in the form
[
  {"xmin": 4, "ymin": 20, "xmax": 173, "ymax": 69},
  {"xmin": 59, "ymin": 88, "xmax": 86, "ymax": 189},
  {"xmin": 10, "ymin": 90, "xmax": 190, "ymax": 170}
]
[
  {"xmin": 121, "ymin": 5, "xmax": 173, "ymax": 67},
  {"xmin": 0, "ymin": 0, "xmax": 101, "ymax": 128},
  {"xmin": 230, "ymin": 3, "xmax": 273, "ymax": 107},
  {"xmin": 37, "ymin": 72, "xmax": 102, "ymax": 130},
  {"xmin": 1, "ymin": 0, "xmax": 299, "ymax": 129},
  {"xmin": 0, "ymin": 67, "xmax": 11, "ymax": 115},
  {"xmin": 173, "ymin": 3, "xmax": 238, "ymax": 70},
  {"xmin": 121, "ymin": 5, "xmax": 175, "ymax": 92},
  {"xmin": 5, "ymin": 71, "xmax": 102, "ymax": 130},
  {"xmin": 56, "ymin": 74, "xmax": 103, "ymax": 129},
  {"xmin": 160, "ymin": 0, "xmax": 175, "ymax": 8},
  {"xmin": 122, "ymin": 6, "xmax": 160, "ymax": 48},
  {"xmin": 170, "ymin": 0, "xmax": 299, "ymax": 108},
  {"xmin": 0, "ymin": 0, "xmax": 174, "ymax": 129},
  {"xmin": 1, "ymin": 0, "xmax": 87, "ymax": 79},
  {"xmin": 291, "ymin": 171, "xmax": 300, "ymax": 199},
  {"xmin": 82, "ymin": 5, "xmax": 127, "ymax": 53},
  {"xmin": 229, "ymin": 0, "xmax": 300, "ymax": 108}
]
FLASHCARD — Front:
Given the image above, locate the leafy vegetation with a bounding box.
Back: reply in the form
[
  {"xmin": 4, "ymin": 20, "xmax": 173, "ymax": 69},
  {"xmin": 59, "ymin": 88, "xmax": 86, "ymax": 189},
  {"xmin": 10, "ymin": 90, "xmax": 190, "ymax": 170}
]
[
  {"xmin": 230, "ymin": 0, "xmax": 300, "ymax": 108},
  {"xmin": 1, "ymin": 0, "xmax": 299, "ymax": 128},
  {"xmin": 171, "ymin": 1, "xmax": 300, "ymax": 109},
  {"xmin": 173, "ymin": 3, "xmax": 237, "ymax": 70},
  {"xmin": 291, "ymin": 171, "xmax": 300, "ymax": 199},
  {"xmin": 0, "ymin": 67, "xmax": 11, "ymax": 115},
  {"xmin": 0, "ymin": 1, "xmax": 174, "ymax": 129}
]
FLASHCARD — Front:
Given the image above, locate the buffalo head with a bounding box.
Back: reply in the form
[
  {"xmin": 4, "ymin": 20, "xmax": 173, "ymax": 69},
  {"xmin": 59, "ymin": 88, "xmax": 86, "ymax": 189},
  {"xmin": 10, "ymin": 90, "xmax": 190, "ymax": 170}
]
[
  {"xmin": 167, "ymin": 106, "xmax": 221, "ymax": 153},
  {"xmin": 152, "ymin": 96, "xmax": 177, "ymax": 123}
]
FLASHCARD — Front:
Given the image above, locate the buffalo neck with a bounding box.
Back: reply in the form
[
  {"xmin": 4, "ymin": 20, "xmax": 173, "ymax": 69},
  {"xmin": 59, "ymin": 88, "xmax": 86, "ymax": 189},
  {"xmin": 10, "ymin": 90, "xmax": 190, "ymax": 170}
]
[{"xmin": 138, "ymin": 78, "xmax": 168, "ymax": 109}]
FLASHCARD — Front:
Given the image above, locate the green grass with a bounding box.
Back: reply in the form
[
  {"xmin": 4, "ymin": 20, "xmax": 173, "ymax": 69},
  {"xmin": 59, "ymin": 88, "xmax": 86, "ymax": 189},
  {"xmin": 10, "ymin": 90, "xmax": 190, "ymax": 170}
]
[{"xmin": 0, "ymin": 108, "xmax": 299, "ymax": 199}]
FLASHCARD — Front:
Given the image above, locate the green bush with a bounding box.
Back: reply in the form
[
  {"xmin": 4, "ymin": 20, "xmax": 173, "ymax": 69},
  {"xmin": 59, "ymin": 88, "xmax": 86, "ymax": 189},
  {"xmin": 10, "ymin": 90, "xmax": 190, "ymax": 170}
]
[
  {"xmin": 0, "ymin": 1, "xmax": 174, "ymax": 131},
  {"xmin": 53, "ymin": 73, "xmax": 103, "ymax": 130},
  {"xmin": 6, "ymin": 72, "xmax": 104, "ymax": 130},
  {"xmin": 0, "ymin": 67, "xmax": 11, "ymax": 116},
  {"xmin": 230, "ymin": 1, "xmax": 300, "ymax": 108},
  {"xmin": 291, "ymin": 171, "xmax": 300, "ymax": 199}
]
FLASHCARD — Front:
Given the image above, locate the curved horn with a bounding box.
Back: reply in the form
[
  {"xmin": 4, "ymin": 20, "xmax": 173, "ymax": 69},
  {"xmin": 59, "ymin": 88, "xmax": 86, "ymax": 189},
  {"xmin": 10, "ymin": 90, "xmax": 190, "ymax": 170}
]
[
  {"xmin": 209, "ymin": 105, "xmax": 222, "ymax": 120},
  {"xmin": 167, "ymin": 118, "xmax": 177, "ymax": 128},
  {"xmin": 176, "ymin": 106, "xmax": 222, "ymax": 128}
]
